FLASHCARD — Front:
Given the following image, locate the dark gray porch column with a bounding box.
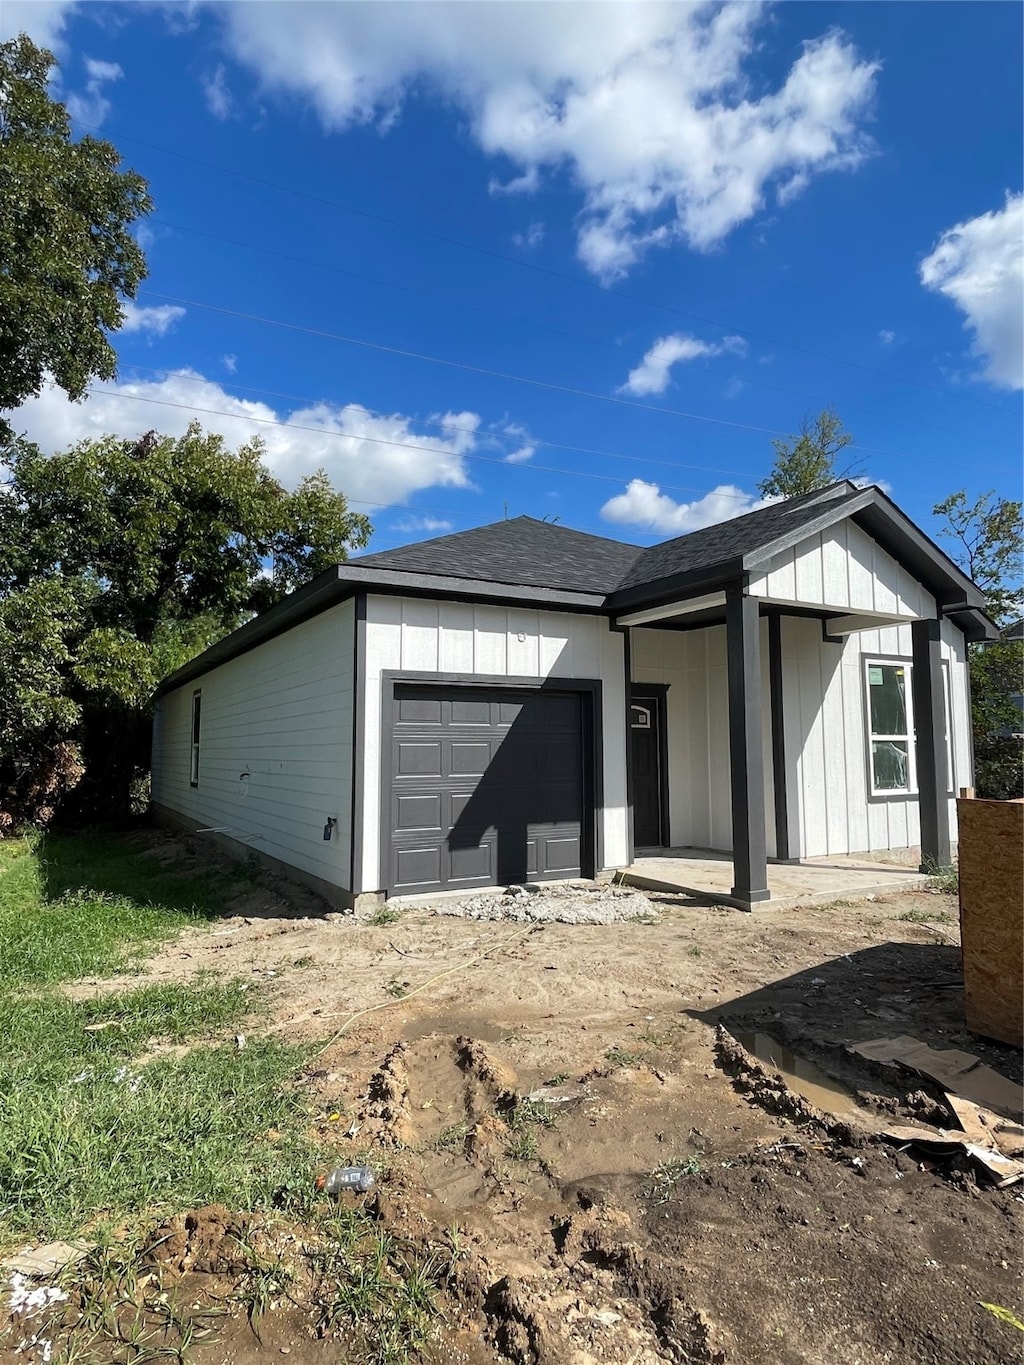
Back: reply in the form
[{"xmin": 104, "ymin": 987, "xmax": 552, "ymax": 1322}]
[
  {"xmin": 726, "ymin": 585, "xmax": 770, "ymax": 906},
  {"xmin": 911, "ymin": 617, "xmax": 951, "ymax": 871}
]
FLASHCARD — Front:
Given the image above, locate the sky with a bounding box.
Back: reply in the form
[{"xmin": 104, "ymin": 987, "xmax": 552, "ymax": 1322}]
[{"xmin": 3, "ymin": 0, "xmax": 1022, "ymax": 556}]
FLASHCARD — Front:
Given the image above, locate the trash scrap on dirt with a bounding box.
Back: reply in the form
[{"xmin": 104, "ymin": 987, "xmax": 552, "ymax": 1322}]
[{"xmin": 431, "ymin": 882, "xmax": 657, "ymax": 923}]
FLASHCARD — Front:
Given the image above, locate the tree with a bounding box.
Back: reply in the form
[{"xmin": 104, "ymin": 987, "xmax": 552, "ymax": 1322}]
[
  {"xmin": 933, "ymin": 489, "xmax": 1023, "ymax": 801},
  {"xmin": 932, "ymin": 490, "xmax": 1023, "ymax": 626},
  {"xmin": 0, "ymin": 425, "xmax": 372, "ymax": 825},
  {"xmin": 0, "ymin": 33, "xmax": 152, "ymax": 416},
  {"xmin": 757, "ymin": 407, "xmax": 857, "ymax": 499}
]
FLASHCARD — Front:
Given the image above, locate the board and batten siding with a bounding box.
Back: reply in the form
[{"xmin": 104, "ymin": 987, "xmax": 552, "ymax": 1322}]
[
  {"xmin": 630, "ymin": 621, "xmax": 776, "ymax": 856},
  {"xmin": 358, "ymin": 595, "xmax": 629, "ymax": 891},
  {"xmin": 748, "ymin": 518, "xmax": 936, "ymax": 619},
  {"xmin": 151, "ymin": 600, "xmax": 356, "ymax": 889},
  {"xmin": 780, "ymin": 614, "xmax": 970, "ymax": 859}
]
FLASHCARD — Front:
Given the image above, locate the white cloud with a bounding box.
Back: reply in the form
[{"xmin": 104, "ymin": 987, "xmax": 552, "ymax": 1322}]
[
  {"xmin": 919, "ymin": 192, "xmax": 1024, "ymax": 390},
  {"xmin": 878, "ymin": 328, "xmax": 896, "ymax": 345},
  {"xmin": 209, "ymin": 4, "xmax": 879, "ymax": 279},
  {"xmin": 392, "ymin": 515, "xmax": 453, "ymax": 534},
  {"xmin": 202, "ymin": 63, "xmax": 233, "ymax": 119},
  {"xmin": 117, "ymin": 300, "xmax": 186, "ymax": 337},
  {"xmin": 222, "ymin": 353, "xmax": 237, "ymax": 373},
  {"xmin": 0, "ymin": 1, "xmax": 76, "ymax": 48},
  {"xmin": 512, "ymin": 220, "xmax": 545, "ymax": 250},
  {"xmin": 65, "ymin": 56, "xmax": 123, "ymax": 129},
  {"xmin": 619, "ymin": 332, "xmax": 747, "ymax": 396},
  {"xmin": 503, "ymin": 443, "xmax": 535, "ymax": 464},
  {"xmin": 491, "ymin": 418, "xmax": 535, "ymax": 463},
  {"xmin": 600, "ymin": 479, "xmax": 776, "ymax": 535},
  {"xmin": 7, "ymin": 371, "xmax": 481, "ymax": 508}
]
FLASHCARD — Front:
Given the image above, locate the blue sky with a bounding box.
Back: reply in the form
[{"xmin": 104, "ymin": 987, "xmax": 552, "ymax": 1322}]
[{"xmin": 4, "ymin": 1, "xmax": 1022, "ymax": 555}]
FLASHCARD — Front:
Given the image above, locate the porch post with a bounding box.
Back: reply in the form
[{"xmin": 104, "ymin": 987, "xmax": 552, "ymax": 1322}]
[
  {"xmin": 911, "ymin": 617, "xmax": 951, "ymax": 871},
  {"xmin": 726, "ymin": 585, "xmax": 771, "ymax": 906}
]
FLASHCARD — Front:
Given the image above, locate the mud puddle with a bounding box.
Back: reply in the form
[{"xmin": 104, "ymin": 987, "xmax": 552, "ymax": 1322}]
[
  {"xmin": 730, "ymin": 1029, "xmax": 857, "ymax": 1115},
  {"xmin": 400, "ymin": 1013, "xmax": 517, "ymax": 1044}
]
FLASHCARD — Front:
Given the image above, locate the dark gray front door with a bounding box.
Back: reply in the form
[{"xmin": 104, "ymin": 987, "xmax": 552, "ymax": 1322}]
[
  {"xmin": 630, "ymin": 693, "xmax": 664, "ymax": 848},
  {"xmin": 388, "ymin": 684, "xmax": 586, "ymax": 895}
]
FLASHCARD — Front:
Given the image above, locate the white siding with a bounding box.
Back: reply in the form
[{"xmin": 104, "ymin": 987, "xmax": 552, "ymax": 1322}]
[
  {"xmin": 630, "ymin": 610, "xmax": 972, "ymax": 860},
  {"xmin": 749, "ymin": 520, "xmax": 936, "ymax": 619},
  {"xmin": 631, "ymin": 621, "xmax": 776, "ymax": 854},
  {"xmin": 359, "ymin": 596, "xmax": 628, "ymax": 890},
  {"xmin": 151, "ymin": 601, "xmax": 355, "ymax": 888},
  {"xmin": 781, "ymin": 615, "xmax": 969, "ymax": 858}
]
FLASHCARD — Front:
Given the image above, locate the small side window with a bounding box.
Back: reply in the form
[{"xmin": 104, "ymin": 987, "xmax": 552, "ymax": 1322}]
[
  {"xmin": 190, "ymin": 691, "xmax": 202, "ymax": 787},
  {"xmin": 866, "ymin": 662, "xmax": 913, "ymax": 794}
]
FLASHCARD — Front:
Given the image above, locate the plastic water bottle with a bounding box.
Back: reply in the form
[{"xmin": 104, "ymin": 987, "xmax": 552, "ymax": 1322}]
[{"xmin": 317, "ymin": 1166, "xmax": 376, "ymax": 1195}]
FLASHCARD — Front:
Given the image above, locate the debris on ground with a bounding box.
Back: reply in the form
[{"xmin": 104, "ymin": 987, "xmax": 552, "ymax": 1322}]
[
  {"xmin": 431, "ymin": 882, "xmax": 657, "ymax": 923},
  {"xmin": 852, "ymin": 1034, "xmax": 1022, "ymax": 1116}
]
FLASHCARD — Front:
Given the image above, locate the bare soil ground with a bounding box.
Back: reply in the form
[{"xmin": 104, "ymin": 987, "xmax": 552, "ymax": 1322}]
[{"xmin": 7, "ymin": 831, "xmax": 1024, "ymax": 1364}]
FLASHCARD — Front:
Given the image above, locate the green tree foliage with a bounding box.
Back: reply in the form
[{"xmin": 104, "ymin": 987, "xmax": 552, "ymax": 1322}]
[
  {"xmin": 0, "ymin": 33, "xmax": 152, "ymax": 415},
  {"xmin": 757, "ymin": 407, "xmax": 857, "ymax": 499},
  {"xmin": 933, "ymin": 490, "xmax": 1023, "ymax": 801},
  {"xmin": 0, "ymin": 426, "xmax": 372, "ymax": 825}
]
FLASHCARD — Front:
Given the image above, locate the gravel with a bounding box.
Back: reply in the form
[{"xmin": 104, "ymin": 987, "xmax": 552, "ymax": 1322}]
[{"xmin": 431, "ymin": 883, "xmax": 657, "ymax": 925}]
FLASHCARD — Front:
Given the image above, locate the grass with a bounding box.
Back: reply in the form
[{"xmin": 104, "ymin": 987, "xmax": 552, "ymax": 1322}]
[
  {"xmin": 0, "ymin": 831, "xmax": 446, "ymax": 1361},
  {"xmin": 367, "ymin": 905, "xmax": 402, "ymax": 927},
  {"xmin": 501, "ymin": 1096, "xmax": 557, "ymax": 1162},
  {"xmin": 924, "ymin": 861, "xmax": 960, "ymax": 895},
  {"xmin": 897, "ymin": 906, "xmax": 954, "ymax": 925},
  {"xmin": 604, "ymin": 1043, "xmax": 650, "ymax": 1069},
  {"xmin": 646, "ymin": 1155, "xmax": 703, "ymax": 1205},
  {"xmin": 0, "ymin": 833, "xmax": 235, "ymax": 987}
]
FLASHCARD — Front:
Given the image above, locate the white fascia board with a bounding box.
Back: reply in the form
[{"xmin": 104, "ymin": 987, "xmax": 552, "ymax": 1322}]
[{"xmin": 614, "ymin": 591, "xmax": 727, "ymax": 628}]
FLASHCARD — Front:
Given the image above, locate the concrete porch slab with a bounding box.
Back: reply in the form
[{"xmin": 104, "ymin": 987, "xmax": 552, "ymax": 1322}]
[{"xmin": 615, "ymin": 847, "xmax": 932, "ymax": 910}]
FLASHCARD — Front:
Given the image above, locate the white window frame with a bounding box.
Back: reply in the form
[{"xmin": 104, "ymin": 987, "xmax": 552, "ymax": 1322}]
[
  {"xmin": 863, "ymin": 657, "xmax": 954, "ymax": 799},
  {"xmin": 190, "ymin": 690, "xmax": 202, "ymax": 787}
]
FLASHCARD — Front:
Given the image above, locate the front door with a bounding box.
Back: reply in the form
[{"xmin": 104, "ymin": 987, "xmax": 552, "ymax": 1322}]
[{"xmin": 630, "ymin": 692, "xmax": 665, "ymax": 848}]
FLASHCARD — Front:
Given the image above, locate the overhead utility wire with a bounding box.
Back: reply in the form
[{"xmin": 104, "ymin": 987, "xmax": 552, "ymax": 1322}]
[
  {"xmin": 72, "ymin": 115, "xmax": 1015, "ymax": 415},
  {"xmin": 137, "ymin": 290, "xmax": 990, "ymax": 470},
  {"xmin": 84, "ymin": 385, "xmax": 764, "ymax": 501},
  {"xmin": 151, "ymin": 215, "xmax": 985, "ymax": 444},
  {"xmin": 140, "ymin": 289, "xmax": 816, "ymax": 441},
  {"xmin": 117, "ymin": 361, "xmax": 756, "ymax": 480}
]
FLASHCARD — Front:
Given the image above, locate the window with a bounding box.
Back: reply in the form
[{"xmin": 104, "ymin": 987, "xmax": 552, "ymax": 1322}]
[
  {"xmin": 867, "ymin": 662, "xmax": 912, "ymax": 793},
  {"xmin": 864, "ymin": 659, "xmax": 954, "ymax": 797},
  {"xmin": 190, "ymin": 691, "xmax": 202, "ymax": 786}
]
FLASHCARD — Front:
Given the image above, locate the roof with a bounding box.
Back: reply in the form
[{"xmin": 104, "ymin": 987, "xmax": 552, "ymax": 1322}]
[
  {"xmin": 357, "ymin": 515, "xmax": 640, "ymax": 595},
  {"xmin": 155, "ymin": 481, "xmax": 996, "ymax": 696},
  {"xmin": 613, "ymin": 483, "xmax": 859, "ymax": 593}
]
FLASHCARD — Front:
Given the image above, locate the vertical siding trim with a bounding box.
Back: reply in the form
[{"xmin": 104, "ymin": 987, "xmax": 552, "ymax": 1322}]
[
  {"xmin": 767, "ymin": 611, "xmax": 790, "ymax": 860},
  {"xmin": 616, "ymin": 625, "xmax": 636, "ymax": 866},
  {"xmin": 350, "ymin": 592, "xmax": 367, "ymax": 893}
]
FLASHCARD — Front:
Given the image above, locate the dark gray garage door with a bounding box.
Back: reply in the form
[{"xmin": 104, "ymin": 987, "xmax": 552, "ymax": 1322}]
[{"xmin": 388, "ymin": 684, "xmax": 586, "ymax": 895}]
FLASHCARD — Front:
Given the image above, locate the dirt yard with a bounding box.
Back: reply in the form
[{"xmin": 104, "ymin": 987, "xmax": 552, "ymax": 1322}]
[{"xmin": 7, "ymin": 831, "xmax": 1024, "ymax": 1364}]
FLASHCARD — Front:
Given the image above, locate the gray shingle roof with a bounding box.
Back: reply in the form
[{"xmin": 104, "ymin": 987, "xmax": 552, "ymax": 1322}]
[
  {"xmin": 359, "ymin": 485, "xmax": 866, "ymax": 596},
  {"xmin": 356, "ymin": 515, "xmax": 642, "ymax": 594},
  {"xmin": 613, "ymin": 482, "xmax": 864, "ymax": 591}
]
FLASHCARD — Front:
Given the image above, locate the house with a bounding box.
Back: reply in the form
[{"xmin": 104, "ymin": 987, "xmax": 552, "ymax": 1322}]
[{"xmin": 151, "ymin": 481, "xmax": 995, "ymax": 911}]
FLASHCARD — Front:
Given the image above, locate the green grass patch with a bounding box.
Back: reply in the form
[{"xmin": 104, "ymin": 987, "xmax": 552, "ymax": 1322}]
[
  {"xmin": 0, "ymin": 979, "xmax": 314, "ymax": 1241},
  {"xmin": 0, "ymin": 832, "xmax": 242, "ymax": 987}
]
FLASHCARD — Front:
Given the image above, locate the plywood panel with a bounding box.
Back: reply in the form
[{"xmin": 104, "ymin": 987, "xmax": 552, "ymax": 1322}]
[{"xmin": 958, "ymin": 798, "xmax": 1024, "ymax": 1046}]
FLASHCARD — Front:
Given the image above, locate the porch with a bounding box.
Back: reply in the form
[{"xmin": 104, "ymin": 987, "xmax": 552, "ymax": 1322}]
[{"xmin": 615, "ymin": 847, "xmax": 932, "ymax": 911}]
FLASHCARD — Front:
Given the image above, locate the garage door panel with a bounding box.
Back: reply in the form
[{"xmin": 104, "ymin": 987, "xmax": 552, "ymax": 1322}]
[
  {"xmin": 395, "ymin": 740, "xmax": 442, "ymax": 777},
  {"xmin": 393, "ymin": 792, "xmax": 442, "ymax": 833},
  {"xmin": 396, "ymin": 695, "xmax": 443, "ymax": 725},
  {"xmin": 394, "ymin": 845, "xmax": 442, "ymax": 890},
  {"xmin": 389, "ymin": 685, "xmax": 587, "ymax": 894},
  {"xmin": 450, "ymin": 698, "xmax": 491, "ymax": 726},
  {"xmin": 449, "ymin": 839, "xmax": 494, "ymax": 883},
  {"xmin": 449, "ymin": 740, "xmax": 492, "ymax": 776}
]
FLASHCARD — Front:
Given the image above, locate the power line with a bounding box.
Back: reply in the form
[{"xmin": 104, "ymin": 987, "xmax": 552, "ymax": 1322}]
[
  {"xmin": 139, "ymin": 288, "xmax": 825, "ymax": 442},
  {"xmin": 73, "ymin": 114, "xmax": 1016, "ymax": 415},
  {"xmin": 116, "ymin": 361, "xmax": 757, "ymax": 480},
  {"xmin": 136, "ymin": 289, "xmax": 1002, "ymax": 471},
  {"xmin": 150, "ymin": 214, "xmax": 993, "ymax": 444},
  {"xmin": 83, "ymin": 384, "xmax": 765, "ymax": 501}
]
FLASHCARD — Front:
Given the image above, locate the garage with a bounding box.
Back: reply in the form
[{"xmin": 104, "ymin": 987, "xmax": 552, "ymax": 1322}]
[{"xmin": 386, "ymin": 682, "xmax": 590, "ymax": 895}]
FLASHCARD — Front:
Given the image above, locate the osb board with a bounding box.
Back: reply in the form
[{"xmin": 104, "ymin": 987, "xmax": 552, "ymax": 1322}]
[{"xmin": 957, "ymin": 798, "xmax": 1024, "ymax": 1047}]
